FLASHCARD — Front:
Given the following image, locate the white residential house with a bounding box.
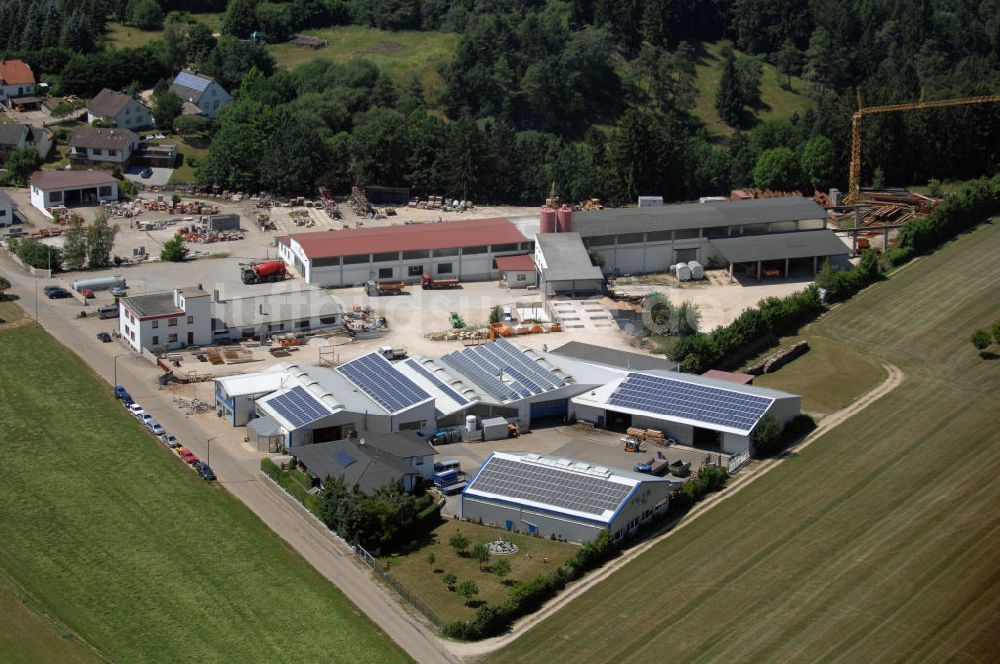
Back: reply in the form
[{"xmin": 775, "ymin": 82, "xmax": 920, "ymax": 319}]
[
  {"xmin": 0, "ymin": 59, "xmax": 35, "ymax": 102},
  {"xmin": 0, "ymin": 123, "xmax": 53, "ymax": 161},
  {"xmin": 169, "ymin": 70, "xmax": 233, "ymax": 119},
  {"xmin": 86, "ymin": 88, "xmax": 153, "ymax": 130},
  {"xmin": 68, "ymin": 126, "xmax": 139, "ymax": 166},
  {"xmin": 119, "ymin": 287, "xmax": 213, "ymax": 353}
]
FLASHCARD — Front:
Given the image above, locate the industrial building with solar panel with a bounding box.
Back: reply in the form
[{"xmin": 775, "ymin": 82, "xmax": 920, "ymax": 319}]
[{"xmin": 462, "ymin": 452, "xmax": 675, "ymax": 543}]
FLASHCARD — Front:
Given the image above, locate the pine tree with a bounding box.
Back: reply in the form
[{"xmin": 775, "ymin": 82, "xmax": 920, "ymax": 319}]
[
  {"xmin": 41, "ymin": 0, "xmax": 62, "ymax": 48},
  {"xmin": 715, "ymin": 51, "xmax": 743, "ymax": 127},
  {"xmin": 19, "ymin": 3, "xmax": 44, "ymax": 51},
  {"xmin": 62, "ymin": 218, "xmax": 88, "ymax": 271},
  {"xmin": 61, "ymin": 10, "xmax": 95, "ymax": 53}
]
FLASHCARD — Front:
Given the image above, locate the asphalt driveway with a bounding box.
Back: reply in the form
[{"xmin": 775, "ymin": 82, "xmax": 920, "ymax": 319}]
[{"xmin": 124, "ymin": 166, "xmax": 172, "ymax": 187}]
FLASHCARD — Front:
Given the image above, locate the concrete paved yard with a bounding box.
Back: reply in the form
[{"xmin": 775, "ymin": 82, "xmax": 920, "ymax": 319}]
[{"xmin": 124, "ymin": 166, "xmax": 172, "ymax": 187}]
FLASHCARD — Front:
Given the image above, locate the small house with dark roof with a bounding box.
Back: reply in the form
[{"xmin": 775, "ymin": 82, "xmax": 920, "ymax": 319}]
[
  {"xmin": 169, "ymin": 70, "xmax": 232, "ymax": 119},
  {"xmin": 86, "ymin": 88, "xmax": 153, "ymax": 130},
  {"xmin": 68, "ymin": 126, "xmax": 139, "ymax": 166},
  {"xmin": 0, "ymin": 123, "xmax": 52, "ymax": 161},
  {"xmin": 292, "ymin": 434, "xmax": 436, "ymax": 494},
  {"xmin": 0, "ymin": 59, "xmax": 35, "ymax": 101}
]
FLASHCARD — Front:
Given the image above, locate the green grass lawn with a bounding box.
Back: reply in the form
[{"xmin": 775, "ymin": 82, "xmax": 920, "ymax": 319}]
[
  {"xmin": 0, "ymin": 296, "xmax": 24, "ymax": 325},
  {"xmin": 744, "ymin": 335, "xmax": 887, "ymax": 417},
  {"xmin": 386, "ymin": 519, "xmax": 576, "ymax": 625},
  {"xmin": 0, "ymin": 325, "xmax": 411, "ymax": 663},
  {"xmin": 489, "ymin": 220, "xmax": 1000, "ymax": 663},
  {"xmin": 106, "ymin": 14, "xmax": 224, "ymax": 50},
  {"xmin": 267, "ymin": 26, "xmax": 460, "ymax": 100},
  {"xmin": 692, "ymin": 41, "xmax": 812, "ymax": 137},
  {"xmin": 0, "ymin": 580, "xmax": 103, "ymax": 664}
]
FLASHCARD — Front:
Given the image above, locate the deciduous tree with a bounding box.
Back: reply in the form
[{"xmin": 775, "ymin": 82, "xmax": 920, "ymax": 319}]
[
  {"xmin": 160, "ymin": 234, "xmax": 189, "ymax": 262},
  {"xmin": 448, "ymin": 532, "xmax": 469, "ymax": 557},
  {"xmin": 456, "ymin": 579, "xmax": 479, "ymax": 606}
]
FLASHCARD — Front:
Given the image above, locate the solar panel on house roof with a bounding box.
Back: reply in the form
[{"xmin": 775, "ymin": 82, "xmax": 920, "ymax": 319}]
[
  {"xmin": 334, "ymin": 449, "xmax": 355, "ymax": 468},
  {"xmin": 266, "ymin": 385, "xmax": 330, "ymax": 429},
  {"xmin": 441, "ymin": 351, "xmax": 519, "ymax": 402},
  {"xmin": 468, "ymin": 456, "xmax": 633, "ymax": 517},
  {"xmin": 338, "ymin": 353, "xmax": 431, "ymax": 413},
  {"xmin": 404, "ymin": 359, "xmax": 469, "ymax": 405},
  {"xmin": 608, "ymin": 373, "xmax": 773, "ymax": 431},
  {"xmin": 174, "ymin": 71, "xmax": 210, "ymax": 92}
]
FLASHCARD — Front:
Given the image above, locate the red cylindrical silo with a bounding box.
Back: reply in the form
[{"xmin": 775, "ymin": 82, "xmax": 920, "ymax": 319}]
[
  {"xmin": 557, "ymin": 204, "xmax": 573, "ymax": 232},
  {"xmin": 540, "ymin": 206, "xmax": 557, "ymax": 233}
]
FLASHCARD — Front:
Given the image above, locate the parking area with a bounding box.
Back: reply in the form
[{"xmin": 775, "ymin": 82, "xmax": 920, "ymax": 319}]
[{"xmin": 123, "ymin": 166, "xmax": 172, "ymax": 187}]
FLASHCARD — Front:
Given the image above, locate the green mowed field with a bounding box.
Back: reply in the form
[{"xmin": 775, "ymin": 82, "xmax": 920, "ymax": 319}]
[
  {"xmin": 387, "ymin": 520, "xmax": 576, "ymax": 625},
  {"xmin": 267, "ymin": 26, "xmax": 460, "ymax": 99},
  {"xmin": 489, "ymin": 221, "xmax": 1000, "ymax": 663},
  {"xmin": 747, "ymin": 335, "xmax": 887, "ymax": 417},
  {"xmin": 0, "ymin": 326, "xmax": 410, "ymax": 663},
  {"xmin": 0, "ymin": 295, "xmax": 24, "ymax": 324},
  {"xmin": 0, "ymin": 580, "xmax": 103, "ymax": 664}
]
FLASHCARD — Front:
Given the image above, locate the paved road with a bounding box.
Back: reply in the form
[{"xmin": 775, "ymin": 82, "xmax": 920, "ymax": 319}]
[{"xmin": 0, "ymin": 256, "xmax": 460, "ymax": 664}]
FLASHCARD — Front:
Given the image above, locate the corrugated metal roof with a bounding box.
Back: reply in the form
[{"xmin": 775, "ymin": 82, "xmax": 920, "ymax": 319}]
[
  {"xmin": 571, "ymin": 197, "xmax": 827, "ymax": 238},
  {"xmin": 709, "ymin": 229, "xmax": 849, "ymax": 263},
  {"xmin": 551, "ymin": 341, "xmax": 675, "ymax": 372},
  {"xmin": 289, "ymin": 217, "xmax": 525, "ymax": 260},
  {"xmin": 536, "ymin": 233, "xmax": 604, "ymax": 281}
]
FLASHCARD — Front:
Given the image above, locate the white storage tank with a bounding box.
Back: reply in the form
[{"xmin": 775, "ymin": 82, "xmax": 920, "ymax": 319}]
[
  {"xmin": 465, "ymin": 414, "xmax": 477, "ymax": 432},
  {"xmin": 72, "ymin": 275, "xmax": 127, "ymax": 292},
  {"xmin": 687, "ymin": 260, "xmax": 704, "ymax": 280},
  {"xmin": 675, "ymin": 263, "xmax": 692, "ymax": 281}
]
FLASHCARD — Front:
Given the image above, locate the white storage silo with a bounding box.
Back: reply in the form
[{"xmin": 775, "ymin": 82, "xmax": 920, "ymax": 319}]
[{"xmin": 465, "ymin": 414, "xmax": 478, "ymax": 432}]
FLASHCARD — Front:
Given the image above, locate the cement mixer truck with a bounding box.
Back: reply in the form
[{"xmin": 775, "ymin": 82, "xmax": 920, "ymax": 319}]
[{"xmin": 240, "ymin": 261, "xmax": 287, "ymax": 285}]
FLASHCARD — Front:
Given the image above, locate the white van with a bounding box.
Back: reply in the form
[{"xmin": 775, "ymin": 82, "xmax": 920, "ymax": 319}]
[
  {"xmin": 97, "ymin": 305, "xmax": 119, "ymax": 319},
  {"xmin": 434, "ymin": 459, "xmax": 461, "ymax": 473}
]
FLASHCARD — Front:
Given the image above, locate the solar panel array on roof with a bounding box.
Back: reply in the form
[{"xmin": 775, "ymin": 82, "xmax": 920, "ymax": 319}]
[
  {"xmin": 468, "ymin": 456, "xmax": 633, "ymax": 517},
  {"xmin": 404, "ymin": 359, "xmax": 469, "ymax": 405},
  {"xmin": 608, "ymin": 373, "xmax": 773, "ymax": 431},
  {"xmin": 334, "ymin": 449, "xmax": 356, "ymax": 468},
  {"xmin": 267, "ymin": 385, "xmax": 330, "ymax": 428},
  {"xmin": 338, "ymin": 353, "xmax": 431, "ymax": 413},
  {"xmin": 441, "ymin": 340, "xmax": 564, "ymax": 403},
  {"xmin": 173, "ymin": 71, "xmax": 210, "ymax": 93}
]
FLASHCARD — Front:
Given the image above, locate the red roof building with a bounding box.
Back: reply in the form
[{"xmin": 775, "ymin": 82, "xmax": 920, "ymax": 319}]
[
  {"xmin": 287, "ymin": 217, "xmax": 525, "ymax": 259},
  {"xmin": 701, "ymin": 369, "xmax": 755, "ymax": 385},
  {"xmin": 494, "ymin": 254, "xmax": 537, "ymax": 271},
  {"xmin": 0, "ymin": 59, "xmax": 35, "ymax": 86}
]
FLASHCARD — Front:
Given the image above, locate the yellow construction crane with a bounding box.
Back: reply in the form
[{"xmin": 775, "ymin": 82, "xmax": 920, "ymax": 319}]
[{"xmin": 847, "ymin": 92, "xmax": 1000, "ymax": 203}]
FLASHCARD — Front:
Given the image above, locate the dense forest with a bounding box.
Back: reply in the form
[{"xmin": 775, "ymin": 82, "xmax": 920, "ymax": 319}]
[{"xmin": 1, "ymin": 0, "xmax": 998, "ymax": 201}]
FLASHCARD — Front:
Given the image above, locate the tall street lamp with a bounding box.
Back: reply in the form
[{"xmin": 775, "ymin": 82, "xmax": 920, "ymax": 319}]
[
  {"xmin": 113, "ymin": 352, "xmax": 128, "ymax": 388},
  {"xmin": 207, "ymin": 433, "xmax": 224, "ymax": 468}
]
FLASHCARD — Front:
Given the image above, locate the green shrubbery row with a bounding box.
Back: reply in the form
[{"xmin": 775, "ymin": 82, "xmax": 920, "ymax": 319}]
[
  {"xmin": 887, "ymin": 174, "xmax": 1000, "ymax": 266},
  {"xmin": 443, "ymin": 531, "xmax": 619, "ymax": 641},
  {"xmin": 260, "ymin": 458, "xmax": 321, "ymax": 515}
]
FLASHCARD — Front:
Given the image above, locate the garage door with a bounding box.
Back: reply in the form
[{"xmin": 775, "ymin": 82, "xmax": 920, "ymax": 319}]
[
  {"xmin": 675, "ymin": 248, "xmax": 698, "ymax": 263},
  {"xmin": 530, "ymin": 399, "xmax": 568, "ymax": 418}
]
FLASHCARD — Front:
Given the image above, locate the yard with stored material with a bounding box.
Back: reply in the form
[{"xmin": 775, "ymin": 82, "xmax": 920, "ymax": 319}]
[
  {"xmin": 488, "ymin": 220, "xmax": 1000, "ymax": 663},
  {"xmin": 0, "ymin": 324, "xmax": 410, "ymax": 663}
]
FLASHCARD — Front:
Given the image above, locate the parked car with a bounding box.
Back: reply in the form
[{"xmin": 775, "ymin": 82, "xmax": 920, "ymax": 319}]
[
  {"xmin": 42, "ymin": 285, "xmax": 61, "ymax": 295},
  {"xmin": 195, "ymin": 462, "xmax": 216, "ymax": 481},
  {"xmin": 160, "ymin": 433, "xmax": 180, "ymax": 448},
  {"xmin": 140, "ymin": 413, "xmax": 154, "ymax": 426},
  {"xmin": 121, "ymin": 395, "xmax": 134, "ymax": 408},
  {"xmin": 110, "ymin": 286, "xmax": 127, "ymax": 297},
  {"xmin": 140, "ymin": 167, "xmax": 153, "ymax": 179},
  {"xmin": 145, "ymin": 418, "xmax": 165, "ymax": 435},
  {"xmin": 178, "ymin": 448, "xmax": 199, "ymax": 464},
  {"xmin": 79, "ymin": 288, "xmax": 95, "ymax": 298},
  {"xmin": 128, "ymin": 404, "xmax": 144, "ymax": 418},
  {"xmin": 96, "ymin": 331, "xmax": 112, "ymax": 343},
  {"xmin": 115, "ymin": 385, "xmax": 130, "ymax": 400},
  {"xmin": 45, "ymin": 287, "xmax": 72, "ymax": 299}
]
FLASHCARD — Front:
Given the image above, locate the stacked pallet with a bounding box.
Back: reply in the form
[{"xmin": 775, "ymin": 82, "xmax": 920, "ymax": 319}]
[{"xmin": 645, "ymin": 429, "xmax": 665, "ymax": 444}]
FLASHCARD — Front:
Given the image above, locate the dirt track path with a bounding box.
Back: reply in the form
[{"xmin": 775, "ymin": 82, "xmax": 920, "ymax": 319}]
[{"xmin": 448, "ymin": 361, "xmax": 905, "ymax": 659}]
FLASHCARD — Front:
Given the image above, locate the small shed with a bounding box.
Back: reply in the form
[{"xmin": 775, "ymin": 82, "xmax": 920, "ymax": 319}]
[
  {"xmin": 494, "ymin": 253, "xmax": 537, "ymax": 288},
  {"xmin": 481, "ymin": 417, "xmax": 510, "ymax": 441}
]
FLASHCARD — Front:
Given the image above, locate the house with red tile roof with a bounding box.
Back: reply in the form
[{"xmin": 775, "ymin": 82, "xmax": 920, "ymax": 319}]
[{"xmin": 0, "ymin": 59, "xmax": 35, "ymax": 102}]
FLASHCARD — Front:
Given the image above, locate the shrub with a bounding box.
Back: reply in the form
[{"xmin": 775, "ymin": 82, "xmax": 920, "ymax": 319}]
[
  {"xmin": 260, "ymin": 457, "xmax": 279, "ymax": 479},
  {"xmin": 448, "ymin": 532, "xmax": 470, "ymax": 556},
  {"xmin": 971, "ymin": 329, "xmax": 991, "ymax": 352},
  {"xmin": 752, "ymin": 413, "xmax": 783, "ymax": 456}
]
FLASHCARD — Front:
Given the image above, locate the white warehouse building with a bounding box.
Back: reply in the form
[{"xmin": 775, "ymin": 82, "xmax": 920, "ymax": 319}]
[{"xmin": 462, "ymin": 451, "xmax": 675, "ymax": 544}]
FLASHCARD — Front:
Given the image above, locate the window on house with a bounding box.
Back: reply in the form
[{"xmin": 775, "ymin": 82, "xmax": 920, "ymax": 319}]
[
  {"xmin": 407, "ymin": 265, "xmax": 423, "ymax": 277},
  {"xmin": 437, "ymin": 263, "xmax": 453, "ymax": 274},
  {"xmin": 92, "ymin": 148, "xmax": 103, "ymax": 155},
  {"xmin": 108, "ymin": 149, "xmax": 117, "ymax": 156},
  {"xmin": 432, "ymin": 247, "xmax": 458, "ymax": 257},
  {"xmin": 378, "ymin": 267, "xmax": 393, "ymax": 279},
  {"xmin": 49, "ymin": 191, "xmax": 62, "ymax": 203},
  {"xmin": 462, "ymin": 245, "xmax": 487, "ymax": 255},
  {"xmin": 168, "ymin": 333, "xmax": 178, "ymax": 343},
  {"xmin": 491, "ymin": 243, "xmax": 518, "ymax": 253},
  {"xmin": 402, "ymin": 249, "xmax": 429, "ymax": 260},
  {"xmin": 516, "ymin": 273, "xmax": 527, "ymax": 281},
  {"xmin": 296, "ymin": 319, "xmax": 309, "ymax": 329},
  {"xmin": 168, "ymin": 318, "xmax": 177, "ymax": 327},
  {"xmin": 674, "ymin": 228, "xmax": 700, "ymax": 240},
  {"xmin": 267, "ymin": 323, "xmax": 283, "ymax": 332},
  {"xmin": 151, "ymin": 320, "xmax": 158, "ymax": 329},
  {"xmin": 343, "ymin": 254, "xmax": 369, "ymax": 265},
  {"xmin": 152, "ymin": 335, "xmax": 159, "ymax": 345},
  {"xmin": 98, "ymin": 186, "xmax": 112, "ymax": 197},
  {"xmin": 398, "ymin": 420, "xmax": 426, "ymax": 431},
  {"xmin": 186, "ymin": 316, "xmax": 193, "ymax": 324},
  {"xmin": 373, "ymin": 251, "xmax": 398, "ymax": 262},
  {"xmin": 319, "ymin": 315, "xmax": 339, "ymax": 324}
]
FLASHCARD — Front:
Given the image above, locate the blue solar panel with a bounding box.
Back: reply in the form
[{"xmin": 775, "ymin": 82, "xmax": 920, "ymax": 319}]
[
  {"xmin": 173, "ymin": 71, "xmax": 210, "ymax": 93},
  {"xmin": 267, "ymin": 386, "xmax": 330, "ymax": 428},
  {"xmin": 441, "ymin": 351, "xmax": 518, "ymax": 401},
  {"xmin": 334, "ymin": 449, "xmax": 355, "ymax": 468},
  {"xmin": 338, "ymin": 353, "xmax": 431, "ymax": 413},
  {"xmin": 404, "ymin": 359, "xmax": 469, "ymax": 405},
  {"xmin": 608, "ymin": 373, "xmax": 773, "ymax": 431},
  {"xmin": 491, "ymin": 339, "xmax": 564, "ymax": 388}
]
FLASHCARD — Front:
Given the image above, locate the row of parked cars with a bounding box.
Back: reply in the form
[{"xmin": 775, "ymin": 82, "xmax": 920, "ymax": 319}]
[{"xmin": 116, "ymin": 385, "xmax": 215, "ymax": 481}]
